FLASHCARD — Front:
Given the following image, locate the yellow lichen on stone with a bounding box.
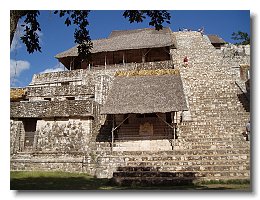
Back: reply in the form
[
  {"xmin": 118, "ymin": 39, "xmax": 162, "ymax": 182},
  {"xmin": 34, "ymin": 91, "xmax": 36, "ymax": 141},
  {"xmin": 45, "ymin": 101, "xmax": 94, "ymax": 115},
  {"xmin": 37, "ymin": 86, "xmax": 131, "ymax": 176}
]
[{"xmin": 10, "ymin": 88, "xmax": 26, "ymax": 101}]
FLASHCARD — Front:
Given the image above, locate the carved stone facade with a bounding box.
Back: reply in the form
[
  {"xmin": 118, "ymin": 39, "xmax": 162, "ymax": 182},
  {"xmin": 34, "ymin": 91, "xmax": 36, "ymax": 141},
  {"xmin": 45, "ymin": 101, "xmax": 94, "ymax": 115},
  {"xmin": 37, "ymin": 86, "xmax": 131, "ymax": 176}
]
[{"xmin": 10, "ymin": 30, "xmax": 250, "ymax": 183}]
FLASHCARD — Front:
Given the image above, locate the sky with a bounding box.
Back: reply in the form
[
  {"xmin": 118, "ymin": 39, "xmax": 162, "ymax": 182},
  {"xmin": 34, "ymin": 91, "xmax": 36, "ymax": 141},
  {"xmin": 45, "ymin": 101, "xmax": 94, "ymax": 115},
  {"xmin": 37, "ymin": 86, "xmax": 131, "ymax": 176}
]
[{"xmin": 10, "ymin": 10, "xmax": 250, "ymax": 88}]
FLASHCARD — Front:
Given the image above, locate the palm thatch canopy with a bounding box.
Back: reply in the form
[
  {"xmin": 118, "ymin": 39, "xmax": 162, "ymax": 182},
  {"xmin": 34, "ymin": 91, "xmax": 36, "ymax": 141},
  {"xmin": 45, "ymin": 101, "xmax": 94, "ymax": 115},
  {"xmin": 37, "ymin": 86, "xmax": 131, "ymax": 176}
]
[
  {"xmin": 101, "ymin": 72, "xmax": 188, "ymax": 114},
  {"xmin": 55, "ymin": 27, "xmax": 175, "ymax": 59}
]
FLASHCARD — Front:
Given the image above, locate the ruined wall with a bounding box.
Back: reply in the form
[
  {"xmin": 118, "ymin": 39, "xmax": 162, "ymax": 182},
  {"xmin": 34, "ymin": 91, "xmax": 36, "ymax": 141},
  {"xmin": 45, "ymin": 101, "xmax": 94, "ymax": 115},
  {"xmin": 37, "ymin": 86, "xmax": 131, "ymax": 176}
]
[
  {"xmin": 11, "ymin": 117, "xmax": 93, "ymax": 173},
  {"xmin": 10, "ymin": 120, "xmax": 24, "ymax": 154},
  {"xmin": 30, "ymin": 69, "xmax": 93, "ymax": 86},
  {"xmin": 27, "ymin": 85, "xmax": 94, "ymax": 101},
  {"xmin": 11, "ymin": 152, "xmax": 85, "ymax": 173},
  {"xmin": 35, "ymin": 118, "xmax": 92, "ymax": 152},
  {"xmin": 11, "ymin": 100, "xmax": 93, "ymax": 118}
]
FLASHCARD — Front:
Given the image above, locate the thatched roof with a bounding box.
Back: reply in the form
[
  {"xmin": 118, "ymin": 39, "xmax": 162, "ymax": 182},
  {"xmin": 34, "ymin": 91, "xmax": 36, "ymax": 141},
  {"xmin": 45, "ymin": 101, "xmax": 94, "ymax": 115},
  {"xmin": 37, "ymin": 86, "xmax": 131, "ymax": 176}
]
[
  {"xmin": 101, "ymin": 72, "xmax": 188, "ymax": 114},
  {"xmin": 55, "ymin": 27, "xmax": 175, "ymax": 59},
  {"xmin": 207, "ymin": 34, "xmax": 226, "ymax": 44}
]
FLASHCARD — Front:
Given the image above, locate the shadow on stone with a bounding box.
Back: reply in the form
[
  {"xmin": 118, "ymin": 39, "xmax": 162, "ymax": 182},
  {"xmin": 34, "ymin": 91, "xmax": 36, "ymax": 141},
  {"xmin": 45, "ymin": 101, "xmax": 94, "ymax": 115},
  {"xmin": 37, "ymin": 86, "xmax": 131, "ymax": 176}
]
[
  {"xmin": 237, "ymin": 93, "xmax": 250, "ymax": 112},
  {"xmin": 112, "ymin": 166, "xmax": 198, "ymax": 187},
  {"xmin": 10, "ymin": 176, "xmax": 113, "ymax": 190}
]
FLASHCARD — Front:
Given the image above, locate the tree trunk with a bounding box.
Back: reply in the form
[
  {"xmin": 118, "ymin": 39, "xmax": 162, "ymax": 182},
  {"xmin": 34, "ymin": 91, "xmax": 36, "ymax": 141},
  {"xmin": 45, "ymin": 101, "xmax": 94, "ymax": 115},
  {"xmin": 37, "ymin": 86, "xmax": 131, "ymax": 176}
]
[{"xmin": 10, "ymin": 10, "xmax": 28, "ymax": 46}]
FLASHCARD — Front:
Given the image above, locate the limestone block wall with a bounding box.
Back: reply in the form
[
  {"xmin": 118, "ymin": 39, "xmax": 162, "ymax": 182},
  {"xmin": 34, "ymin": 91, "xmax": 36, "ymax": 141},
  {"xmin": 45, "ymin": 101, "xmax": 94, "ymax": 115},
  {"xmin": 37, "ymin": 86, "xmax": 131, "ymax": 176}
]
[
  {"xmin": 172, "ymin": 31, "xmax": 250, "ymax": 115},
  {"xmin": 27, "ymin": 85, "xmax": 94, "ymax": 99},
  {"xmin": 171, "ymin": 31, "xmax": 250, "ymax": 180},
  {"xmin": 11, "ymin": 152, "xmax": 85, "ymax": 173},
  {"xmin": 10, "ymin": 117, "xmax": 94, "ymax": 172},
  {"xmin": 171, "ymin": 31, "xmax": 218, "ymax": 65},
  {"xmin": 30, "ymin": 69, "xmax": 93, "ymax": 86},
  {"xmin": 28, "ymin": 70, "xmax": 95, "ymax": 102},
  {"xmin": 10, "ymin": 100, "xmax": 93, "ymax": 118},
  {"xmin": 94, "ymin": 73, "xmax": 115, "ymax": 105},
  {"xmin": 10, "ymin": 120, "xmax": 24, "ymax": 154},
  {"xmin": 34, "ymin": 118, "xmax": 92, "ymax": 152}
]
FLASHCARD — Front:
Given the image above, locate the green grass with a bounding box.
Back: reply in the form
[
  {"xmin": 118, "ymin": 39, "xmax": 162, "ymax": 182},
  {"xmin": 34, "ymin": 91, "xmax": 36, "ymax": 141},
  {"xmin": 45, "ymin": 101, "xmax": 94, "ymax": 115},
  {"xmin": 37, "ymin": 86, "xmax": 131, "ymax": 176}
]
[{"xmin": 10, "ymin": 171, "xmax": 251, "ymax": 191}]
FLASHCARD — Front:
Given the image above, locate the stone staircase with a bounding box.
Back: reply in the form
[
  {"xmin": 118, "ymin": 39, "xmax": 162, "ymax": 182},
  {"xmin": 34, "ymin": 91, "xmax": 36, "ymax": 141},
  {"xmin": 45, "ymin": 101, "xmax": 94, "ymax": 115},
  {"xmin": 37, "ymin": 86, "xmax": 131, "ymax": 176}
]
[
  {"xmin": 174, "ymin": 31, "xmax": 250, "ymax": 180},
  {"xmin": 92, "ymin": 31, "xmax": 250, "ymax": 185},
  {"xmin": 93, "ymin": 148, "xmax": 249, "ymax": 184}
]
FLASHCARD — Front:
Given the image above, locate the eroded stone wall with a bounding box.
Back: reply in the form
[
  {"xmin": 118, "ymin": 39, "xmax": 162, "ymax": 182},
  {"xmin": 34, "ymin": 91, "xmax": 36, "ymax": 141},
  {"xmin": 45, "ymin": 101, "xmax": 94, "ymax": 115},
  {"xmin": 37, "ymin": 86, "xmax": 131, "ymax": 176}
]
[
  {"xmin": 11, "ymin": 100, "xmax": 93, "ymax": 118},
  {"xmin": 10, "ymin": 120, "xmax": 24, "ymax": 154},
  {"xmin": 35, "ymin": 118, "xmax": 92, "ymax": 152}
]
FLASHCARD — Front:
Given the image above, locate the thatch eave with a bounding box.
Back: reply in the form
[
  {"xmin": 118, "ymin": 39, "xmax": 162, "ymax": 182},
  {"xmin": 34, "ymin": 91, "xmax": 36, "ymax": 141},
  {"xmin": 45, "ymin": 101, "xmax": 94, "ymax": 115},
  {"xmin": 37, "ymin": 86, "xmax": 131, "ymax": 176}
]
[{"xmin": 101, "ymin": 73, "xmax": 188, "ymax": 115}]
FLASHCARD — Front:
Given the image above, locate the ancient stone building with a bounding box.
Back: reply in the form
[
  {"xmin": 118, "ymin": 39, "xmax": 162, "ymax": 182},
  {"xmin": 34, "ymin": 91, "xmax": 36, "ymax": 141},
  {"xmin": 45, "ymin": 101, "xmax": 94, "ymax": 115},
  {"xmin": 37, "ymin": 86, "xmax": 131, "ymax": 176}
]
[{"xmin": 10, "ymin": 27, "xmax": 250, "ymax": 184}]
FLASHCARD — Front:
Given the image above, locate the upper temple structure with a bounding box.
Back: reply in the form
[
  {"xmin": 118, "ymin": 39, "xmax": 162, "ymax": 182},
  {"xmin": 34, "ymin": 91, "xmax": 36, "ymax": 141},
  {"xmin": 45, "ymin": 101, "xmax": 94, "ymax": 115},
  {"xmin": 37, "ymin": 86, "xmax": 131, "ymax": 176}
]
[{"xmin": 10, "ymin": 27, "xmax": 250, "ymax": 184}]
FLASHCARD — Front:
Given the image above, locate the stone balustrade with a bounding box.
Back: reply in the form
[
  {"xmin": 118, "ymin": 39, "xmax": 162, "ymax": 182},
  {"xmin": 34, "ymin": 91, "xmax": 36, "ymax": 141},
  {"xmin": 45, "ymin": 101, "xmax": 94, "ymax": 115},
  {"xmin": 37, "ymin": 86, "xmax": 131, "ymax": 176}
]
[{"xmin": 27, "ymin": 84, "xmax": 94, "ymax": 97}]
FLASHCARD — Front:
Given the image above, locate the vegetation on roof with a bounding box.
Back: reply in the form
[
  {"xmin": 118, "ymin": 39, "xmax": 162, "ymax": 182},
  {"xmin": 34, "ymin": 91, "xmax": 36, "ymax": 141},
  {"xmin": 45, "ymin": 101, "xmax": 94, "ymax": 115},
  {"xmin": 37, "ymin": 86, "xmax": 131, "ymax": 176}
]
[{"xmin": 10, "ymin": 88, "xmax": 26, "ymax": 101}]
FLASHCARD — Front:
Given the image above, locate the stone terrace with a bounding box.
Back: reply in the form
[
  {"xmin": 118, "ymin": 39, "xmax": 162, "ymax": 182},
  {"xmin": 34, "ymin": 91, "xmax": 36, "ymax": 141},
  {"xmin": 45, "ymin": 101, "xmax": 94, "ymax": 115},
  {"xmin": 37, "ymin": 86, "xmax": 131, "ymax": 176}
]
[{"xmin": 92, "ymin": 32, "xmax": 250, "ymax": 183}]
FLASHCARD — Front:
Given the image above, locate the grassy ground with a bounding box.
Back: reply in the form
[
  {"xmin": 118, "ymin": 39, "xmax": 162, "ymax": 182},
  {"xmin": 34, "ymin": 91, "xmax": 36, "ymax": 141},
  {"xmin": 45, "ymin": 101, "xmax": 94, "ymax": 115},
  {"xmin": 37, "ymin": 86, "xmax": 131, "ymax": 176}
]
[{"xmin": 10, "ymin": 171, "xmax": 251, "ymax": 191}]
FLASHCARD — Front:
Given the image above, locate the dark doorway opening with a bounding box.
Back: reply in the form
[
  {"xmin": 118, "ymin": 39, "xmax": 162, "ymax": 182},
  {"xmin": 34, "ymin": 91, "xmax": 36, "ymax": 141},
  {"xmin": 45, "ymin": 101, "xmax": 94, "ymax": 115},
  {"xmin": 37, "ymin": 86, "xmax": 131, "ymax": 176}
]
[{"xmin": 23, "ymin": 118, "xmax": 37, "ymax": 150}]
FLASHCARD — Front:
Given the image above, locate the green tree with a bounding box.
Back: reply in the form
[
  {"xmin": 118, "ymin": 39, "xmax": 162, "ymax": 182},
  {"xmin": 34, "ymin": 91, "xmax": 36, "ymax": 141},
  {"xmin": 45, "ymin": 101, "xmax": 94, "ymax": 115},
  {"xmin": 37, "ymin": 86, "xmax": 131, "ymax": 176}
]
[
  {"xmin": 10, "ymin": 10, "xmax": 171, "ymax": 59},
  {"xmin": 231, "ymin": 31, "xmax": 250, "ymax": 45}
]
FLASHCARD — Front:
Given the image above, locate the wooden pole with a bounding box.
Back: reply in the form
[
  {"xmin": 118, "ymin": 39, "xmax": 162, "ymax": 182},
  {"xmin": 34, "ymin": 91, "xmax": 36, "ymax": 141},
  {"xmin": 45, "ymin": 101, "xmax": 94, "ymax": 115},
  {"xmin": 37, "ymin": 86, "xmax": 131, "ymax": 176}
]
[
  {"xmin": 123, "ymin": 51, "xmax": 125, "ymax": 65},
  {"xmin": 142, "ymin": 50, "xmax": 145, "ymax": 63},
  {"xmin": 105, "ymin": 53, "xmax": 107, "ymax": 68},
  {"xmin": 111, "ymin": 128, "xmax": 114, "ymax": 152},
  {"xmin": 69, "ymin": 59, "xmax": 72, "ymax": 71},
  {"xmin": 111, "ymin": 115, "xmax": 114, "ymax": 152}
]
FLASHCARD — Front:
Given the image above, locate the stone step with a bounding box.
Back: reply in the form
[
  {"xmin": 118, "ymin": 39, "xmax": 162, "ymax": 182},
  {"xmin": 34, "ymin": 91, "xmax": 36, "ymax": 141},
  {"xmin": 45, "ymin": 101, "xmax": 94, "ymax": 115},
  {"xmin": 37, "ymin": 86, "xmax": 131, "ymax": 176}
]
[
  {"xmin": 176, "ymin": 138, "xmax": 249, "ymax": 145},
  {"xmin": 112, "ymin": 170, "xmax": 249, "ymax": 185},
  {"xmin": 179, "ymin": 124, "xmax": 247, "ymax": 129},
  {"xmin": 125, "ymin": 160, "xmax": 250, "ymax": 168},
  {"xmin": 112, "ymin": 175, "xmax": 249, "ymax": 186},
  {"xmin": 188, "ymin": 112, "xmax": 249, "ymax": 117},
  {"xmin": 114, "ymin": 168, "xmax": 250, "ymax": 177},
  {"xmin": 176, "ymin": 143, "xmax": 249, "ymax": 149},
  {"xmin": 96, "ymin": 144, "xmax": 250, "ymax": 153},
  {"xmin": 112, "ymin": 175, "xmax": 197, "ymax": 186},
  {"xmin": 179, "ymin": 129, "xmax": 247, "ymax": 134},
  {"xmin": 96, "ymin": 150, "xmax": 249, "ymax": 158},
  {"xmin": 173, "ymin": 144, "xmax": 249, "ymax": 150}
]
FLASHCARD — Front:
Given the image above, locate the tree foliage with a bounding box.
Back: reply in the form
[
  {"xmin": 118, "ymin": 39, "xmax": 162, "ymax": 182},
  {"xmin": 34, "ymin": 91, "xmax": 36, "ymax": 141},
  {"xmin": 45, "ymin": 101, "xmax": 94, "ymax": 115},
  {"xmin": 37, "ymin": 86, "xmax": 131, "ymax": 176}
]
[
  {"xmin": 53, "ymin": 10, "xmax": 92, "ymax": 60},
  {"xmin": 10, "ymin": 10, "xmax": 171, "ymax": 60},
  {"xmin": 20, "ymin": 11, "xmax": 42, "ymax": 53},
  {"xmin": 123, "ymin": 10, "xmax": 171, "ymax": 31},
  {"xmin": 231, "ymin": 31, "xmax": 250, "ymax": 45}
]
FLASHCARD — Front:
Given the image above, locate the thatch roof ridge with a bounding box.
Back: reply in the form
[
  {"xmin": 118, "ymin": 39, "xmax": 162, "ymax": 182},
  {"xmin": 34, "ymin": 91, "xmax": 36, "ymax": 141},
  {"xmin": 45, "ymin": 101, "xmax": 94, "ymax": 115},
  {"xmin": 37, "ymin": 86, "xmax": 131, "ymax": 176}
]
[
  {"xmin": 55, "ymin": 27, "xmax": 175, "ymax": 59},
  {"xmin": 108, "ymin": 27, "xmax": 173, "ymax": 38}
]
